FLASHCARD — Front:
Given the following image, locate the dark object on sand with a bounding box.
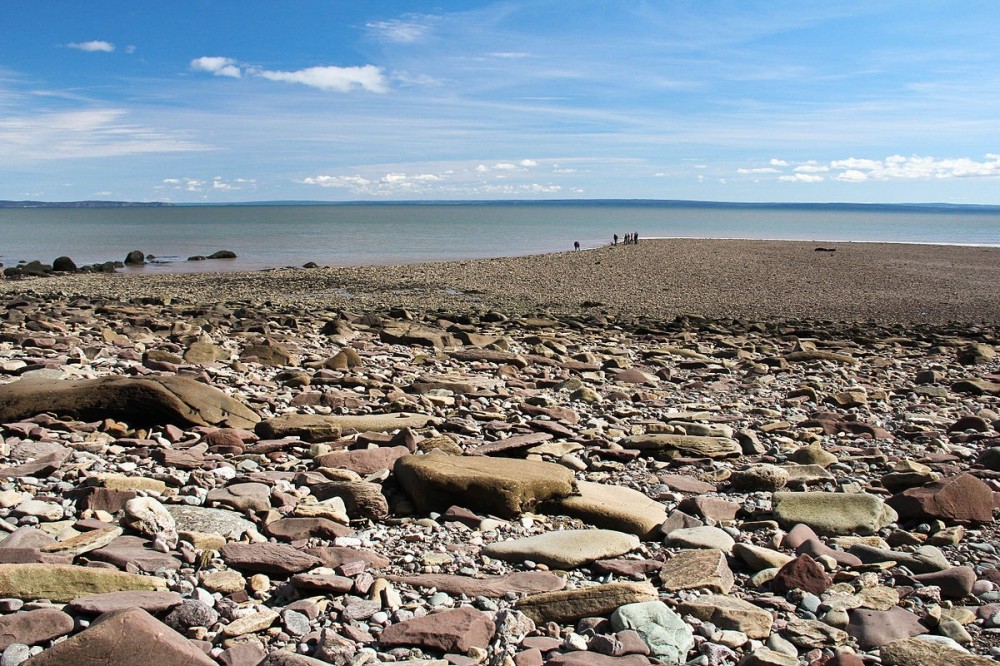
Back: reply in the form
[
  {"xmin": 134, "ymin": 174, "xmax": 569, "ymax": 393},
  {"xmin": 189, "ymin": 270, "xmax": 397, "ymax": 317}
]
[
  {"xmin": 124, "ymin": 250, "xmax": 145, "ymax": 265},
  {"xmin": 208, "ymin": 250, "xmax": 237, "ymax": 259},
  {"xmin": 53, "ymin": 256, "xmax": 78, "ymax": 272},
  {"xmin": 814, "ymin": 247, "xmax": 837, "ymax": 252},
  {"xmin": 574, "ymin": 242, "xmax": 581, "ymax": 251}
]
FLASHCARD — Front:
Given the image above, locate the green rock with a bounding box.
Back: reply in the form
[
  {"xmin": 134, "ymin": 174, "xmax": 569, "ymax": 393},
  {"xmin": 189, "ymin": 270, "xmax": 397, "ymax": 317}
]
[
  {"xmin": 610, "ymin": 601, "xmax": 694, "ymax": 665},
  {"xmin": 0, "ymin": 563, "xmax": 167, "ymax": 603},
  {"xmin": 772, "ymin": 491, "xmax": 897, "ymax": 536}
]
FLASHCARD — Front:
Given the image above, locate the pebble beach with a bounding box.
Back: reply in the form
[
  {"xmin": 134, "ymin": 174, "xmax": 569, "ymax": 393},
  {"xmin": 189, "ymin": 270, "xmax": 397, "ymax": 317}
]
[{"xmin": 0, "ymin": 238, "xmax": 997, "ymax": 665}]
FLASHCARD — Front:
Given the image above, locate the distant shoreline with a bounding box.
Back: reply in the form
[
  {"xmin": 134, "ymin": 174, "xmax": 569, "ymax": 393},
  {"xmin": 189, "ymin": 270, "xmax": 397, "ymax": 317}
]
[{"xmin": 4, "ymin": 198, "xmax": 1000, "ymax": 211}]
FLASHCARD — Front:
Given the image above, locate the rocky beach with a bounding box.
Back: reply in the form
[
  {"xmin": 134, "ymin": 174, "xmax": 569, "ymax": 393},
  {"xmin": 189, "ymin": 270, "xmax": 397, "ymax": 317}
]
[{"xmin": 0, "ymin": 238, "xmax": 997, "ymax": 665}]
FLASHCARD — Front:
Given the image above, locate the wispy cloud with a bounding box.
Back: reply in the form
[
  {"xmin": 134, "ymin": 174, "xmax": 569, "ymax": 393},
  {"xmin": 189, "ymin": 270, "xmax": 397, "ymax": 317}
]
[
  {"xmin": 159, "ymin": 176, "xmax": 256, "ymax": 193},
  {"xmin": 67, "ymin": 40, "xmax": 115, "ymax": 53},
  {"xmin": 0, "ymin": 108, "xmax": 207, "ymax": 160},
  {"xmin": 366, "ymin": 17, "xmax": 435, "ymax": 44},
  {"xmin": 190, "ymin": 57, "xmax": 387, "ymax": 93}
]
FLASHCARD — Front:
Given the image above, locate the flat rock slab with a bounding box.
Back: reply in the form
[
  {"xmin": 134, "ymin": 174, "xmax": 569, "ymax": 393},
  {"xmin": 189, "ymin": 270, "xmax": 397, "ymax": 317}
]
[
  {"xmin": 879, "ymin": 637, "xmax": 997, "ymax": 665},
  {"xmin": 68, "ymin": 590, "xmax": 184, "ymax": 615},
  {"xmin": 257, "ymin": 412, "xmax": 438, "ymax": 442},
  {"xmin": 483, "ymin": 529, "xmax": 640, "ymax": 569},
  {"xmin": 0, "ymin": 375, "xmax": 259, "ymax": 429},
  {"xmin": 676, "ymin": 594, "xmax": 773, "ymax": 639},
  {"xmin": 90, "ymin": 536, "xmax": 183, "ymax": 573},
  {"xmin": 887, "ymin": 473, "xmax": 997, "ymax": 523},
  {"xmin": 610, "ymin": 601, "xmax": 694, "ymax": 664},
  {"xmin": 624, "ymin": 434, "xmax": 742, "ymax": 459},
  {"xmin": 772, "ymin": 491, "xmax": 898, "ymax": 536},
  {"xmin": 379, "ymin": 606, "xmax": 495, "ymax": 653},
  {"xmin": 166, "ymin": 504, "xmax": 256, "ymax": 540},
  {"xmin": 220, "ymin": 542, "xmax": 322, "ymax": 575},
  {"xmin": 314, "ymin": 445, "xmax": 410, "ymax": 475},
  {"xmin": 658, "ymin": 549, "xmax": 734, "ymax": 594},
  {"xmin": 394, "ymin": 453, "xmax": 576, "ymax": 518},
  {"xmin": 544, "ymin": 481, "xmax": 668, "ymax": 540},
  {"xmin": 516, "ymin": 581, "xmax": 658, "ymax": 624},
  {"xmin": 0, "ymin": 608, "xmax": 74, "ymax": 650},
  {"xmin": 0, "ymin": 563, "xmax": 167, "ymax": 602},
  {"xmin": 386, "ymin": 571, "xmax": 567, "ymax": 598},
  {"xmin": 24, "ymin": 606, "xmax": 215, "ymax": 666}
]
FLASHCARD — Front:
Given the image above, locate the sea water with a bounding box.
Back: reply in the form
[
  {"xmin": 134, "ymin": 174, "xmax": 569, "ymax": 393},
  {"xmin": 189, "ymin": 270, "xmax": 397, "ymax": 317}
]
[{"xmin": 1, "ymin": 201, "xmax": 999, "ymax": 273}]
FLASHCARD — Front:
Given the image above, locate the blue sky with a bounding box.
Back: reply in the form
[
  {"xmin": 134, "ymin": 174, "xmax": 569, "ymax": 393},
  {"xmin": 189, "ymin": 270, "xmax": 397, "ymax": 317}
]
[{"xmin": 2, "ymin": 1, "xmax": 1000, "ymax": 204}]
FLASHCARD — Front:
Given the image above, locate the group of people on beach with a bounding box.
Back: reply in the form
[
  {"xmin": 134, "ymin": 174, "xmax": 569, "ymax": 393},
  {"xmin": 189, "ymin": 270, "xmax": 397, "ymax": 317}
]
[
  {"xmin": 613, "ymin": 232, "xmax": 639, "ymax": 245},
  {"xmin": 573, "ymin": 231, "xmax": 640, "ymax": 251}
]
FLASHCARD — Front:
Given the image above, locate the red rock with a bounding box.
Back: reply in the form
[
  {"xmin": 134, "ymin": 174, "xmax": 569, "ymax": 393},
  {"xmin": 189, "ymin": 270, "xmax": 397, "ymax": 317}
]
[
  {"xmin": 289, "ymin": 573, "xmax": 354, "ymax": 594},
  {"xmin": 78, "ymin": 487, "xmax": 137, "ymax": 513},
  {"xmin": 908, "ymin": 566, "xmax": 977, "ymax": 598},
  {"xmin": 378, "ymin": 607, "xmax": 495, "ymax": 653},
  {"xmin": 887, "ymin": 473, "xmax": 996, "ymax": 523},
  {"xmin": 514, "ymin": 648, "xmax": 544, "ymax": 666},
  {"xmin": 677, "ymin": 496, "xmax": 740, "ymax": 522},
  {"xmin": 314, "ymin": 445, "xmax": 409, "ymax": 475},
  {"xmin": 264, "ymin": 517, "xmax": 352, "ymax": 541},
  {"xmin": 220, "ymin": 542, "xmax": 322, "ymax": 575},
  {"xmin": 591, "ymin": 559, "xmax": 664, "ymax": 577},
  {"xmin": 658, "ymin": 475, "xmax": 717, "ymax": 494},
  {"xmin": 219, "ymin": 640, "xmax": 266, "ymax": 666},
  {"xmin": 0, "ymin": 608, "xmax": 74, "ymax": 649},
  {"xmin": 303, "ymin": 546, "xmax": 389, "ymax": 569},
  {"xmin": 23, "ymin": 607, "xmax": 215, "ymax": 665},
  {"xmin": 546, "ymin": 654, "xmax": 651, "ymax": 666},
  {"xmin": 68, "ymin": 590, "xmax": 184, "ymax": 615},
  {"xmin": 781, "ymin": 523, "xmax": 820, "ymax": 549},
  {"xmin": 846, "ymin": 607, "xmax": 925, "ymax": 650},
  {"xmin": 795, "ymin": 538, "xmax": 863, "ymax": 567},
  {"xmin": 90, "ymin": 536, "xmax": 182, "ymax": 572},
  {"xmin": 827, "ymin": 655, "xmax": 865, "ymax": 666},
  {"xmin": 772, "ymin": 554, "xmax": 833, "ymax": 596}
]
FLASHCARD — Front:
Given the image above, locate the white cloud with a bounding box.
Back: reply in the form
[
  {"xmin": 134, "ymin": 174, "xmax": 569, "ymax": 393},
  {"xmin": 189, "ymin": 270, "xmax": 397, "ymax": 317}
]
[
  {"xmin": 779, "ymin": 173, "xmax": 824, "ymax": 183},
  {"xmin": 737, "ymin": 167, "xmax": 780, "ymax": 174},
  {"xmin": 830, "ymin": 157, "xmax": 882, "ymax": 171},
  {"xmin": 794, "ymin": 163, "xmax": 830, "ymax": 173},
  {"xmin": 159, "ymin": 176, "xmax": 255, "ymax": 193},
  {"xmin": 366, "ymin": 18, "xmax": 433, "ymax": 43},
  {"xmin": 190, "ymin": 56, "xmax": 242, "ymax": 78},
  {"xmin": 258, "ymin": 65, "xmax": 388, "ymax": 93},
  {"xmin": 302, "ymin": 175, "xmax": 372, "ymax": 189},
  {"xmin": 836, "ymin": 170, "xmax": 868, "ymax": 182},
  {"xmin": 520, "ymin": 159, "xmax": 538, "ymax": 167},
  {"xmin": 67, "ymin": 40, "xmax": 115, "ymax": 53},
  {"xmin": 769, "ymin": 158, "xmax": 788, "ymax": 166},
  {"xmin": 191, "ymin": 57, "xmax": 387, "ymax": 93}
]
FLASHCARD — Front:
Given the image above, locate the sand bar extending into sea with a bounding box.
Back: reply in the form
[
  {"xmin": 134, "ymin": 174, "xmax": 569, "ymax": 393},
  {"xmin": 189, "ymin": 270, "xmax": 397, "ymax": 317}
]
[{"xmin": 3, "ymin": 239, "xmax": 999, "ymax": 324}]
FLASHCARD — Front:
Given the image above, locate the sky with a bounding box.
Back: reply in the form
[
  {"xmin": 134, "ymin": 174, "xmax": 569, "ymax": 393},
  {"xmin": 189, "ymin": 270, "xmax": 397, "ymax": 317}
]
[{"xmin": 2, "ymin": 1, "xmax": 1000, "ymax": 204}]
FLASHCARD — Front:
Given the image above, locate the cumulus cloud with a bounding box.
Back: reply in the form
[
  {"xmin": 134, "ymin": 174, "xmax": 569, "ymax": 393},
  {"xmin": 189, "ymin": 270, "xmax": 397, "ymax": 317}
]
[
  {"xmin": 67, "ymin": 40, "xmax": 115, "ymax": 53},
  {"xmin": 740, "ymin": 154, "xmax": 1000, "ymax": 184},
  {"xmin": 779, "ymin": 173, "xmax": 824, "ymax": 183},
  {"xmin": 190, "ymin": 57, "xmax": 387, "ymax": 93},
  {"xmin": 258, "ymin": 65, "xmax": 387, "ymax": 93},
  {"xmin": 769, "ymin": 158, "xmax": 788, "ymax": 166},
  {"xmin": 160, "ymin": 176, "xmax": 255, "ymax": 193},
  {"xmin": 190, "ymin": 56, "xmax": 242, "ymax": 78}
]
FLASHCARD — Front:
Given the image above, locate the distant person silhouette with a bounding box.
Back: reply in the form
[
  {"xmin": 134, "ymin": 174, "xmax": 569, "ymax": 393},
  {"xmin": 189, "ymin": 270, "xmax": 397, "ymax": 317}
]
[
  {"xmin": 633, "ymin": 231, "xmax": 639, "ymax": 244},
  {"xmin": 613, "ymin": 234, "xmax": 618, "ymax": 246},
  {"xmin": 574, "ymin": 241, "xmax": 581, "ymax": 251}
]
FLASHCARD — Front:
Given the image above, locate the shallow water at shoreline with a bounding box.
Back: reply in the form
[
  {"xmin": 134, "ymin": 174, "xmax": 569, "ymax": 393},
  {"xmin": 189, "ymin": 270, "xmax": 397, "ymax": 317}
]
[{"xmin": 3, "ymin": 202, "xmax": 999, "ymax": 273}]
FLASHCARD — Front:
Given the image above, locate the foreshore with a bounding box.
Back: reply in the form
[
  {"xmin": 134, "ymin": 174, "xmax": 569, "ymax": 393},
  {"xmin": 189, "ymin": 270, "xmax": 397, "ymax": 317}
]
[
  {"xmin": 2, "ymin": 239, "xmax": 999, "ymax": 325},
  {"xmin": 0, "ymin": 238, "xmax": 998, "ymax": 662}
]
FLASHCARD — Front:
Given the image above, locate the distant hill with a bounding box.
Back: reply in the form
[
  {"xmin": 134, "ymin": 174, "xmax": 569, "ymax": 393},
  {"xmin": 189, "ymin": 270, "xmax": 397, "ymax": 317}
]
[{"xmin": 0, "ymin": 200, "xmax": 173, "ymax": 209}]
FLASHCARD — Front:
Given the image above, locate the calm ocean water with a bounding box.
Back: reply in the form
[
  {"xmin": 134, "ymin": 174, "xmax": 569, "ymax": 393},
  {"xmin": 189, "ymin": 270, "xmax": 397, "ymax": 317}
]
[{"xmin": 2, "ymin": 202, "xmax": 999, "ymax": 273}]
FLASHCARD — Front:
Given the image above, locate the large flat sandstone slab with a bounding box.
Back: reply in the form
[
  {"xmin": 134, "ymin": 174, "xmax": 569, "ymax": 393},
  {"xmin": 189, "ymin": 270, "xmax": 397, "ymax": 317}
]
[
  {"xmin": 0, "ymin": 375, "xmax": 259, "ymax": 429},
  {"xmin": 394, "ymin": 453, "xmax": 575, "ymax": 518},
  {"xmin": 544, "ymin": 480, "xmax": 668, "ymax": 540},
  {"xmin": 0, "ymin": 563, "xmax": 167, "ymax": 602},
  {"xmin": 772, "ymin": 491, "xmax": 898, "ymax": 536}
]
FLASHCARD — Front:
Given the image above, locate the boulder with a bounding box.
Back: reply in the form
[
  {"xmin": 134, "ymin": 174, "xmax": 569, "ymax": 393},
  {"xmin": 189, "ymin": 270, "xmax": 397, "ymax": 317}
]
[
  {"xmin": 124, "ymin": 250, "xmax": 145, "ymax": 265},
  {"xmin": 52, "ymin": 256, "xmax": 78, "ymax": 272},
  {"xmin": 879, "ymin": 637, "xmax": 996, "ymax": 665},
  {"xmin": 772, "ymin": 491, "xmax": 897, "ymax": 535},
  {"xmin": 394, "ymin": 453, "xmax": 575, "ymax": 518},
  {"xmin": 0, "ymin": 608, "xmax": 74, "ymax": 650},
  {"xmin": 0, "ymin": 375, "xmax": 259, "ymax": 429}
]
